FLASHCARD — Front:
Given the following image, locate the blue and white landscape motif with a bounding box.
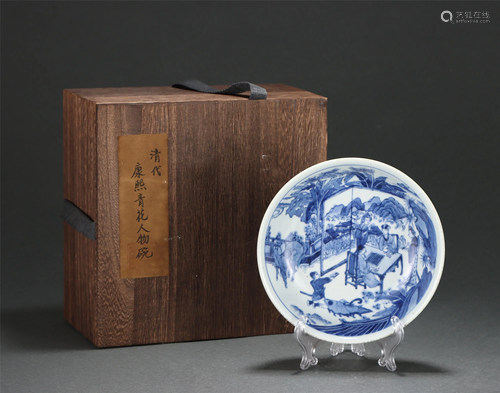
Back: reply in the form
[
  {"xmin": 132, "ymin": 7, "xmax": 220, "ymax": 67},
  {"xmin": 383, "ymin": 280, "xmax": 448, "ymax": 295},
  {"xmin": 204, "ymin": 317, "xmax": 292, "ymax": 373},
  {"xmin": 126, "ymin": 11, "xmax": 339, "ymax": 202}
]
[{"xmin": 264, "ymin": 165, "xmax": 439, "ymax": 338}]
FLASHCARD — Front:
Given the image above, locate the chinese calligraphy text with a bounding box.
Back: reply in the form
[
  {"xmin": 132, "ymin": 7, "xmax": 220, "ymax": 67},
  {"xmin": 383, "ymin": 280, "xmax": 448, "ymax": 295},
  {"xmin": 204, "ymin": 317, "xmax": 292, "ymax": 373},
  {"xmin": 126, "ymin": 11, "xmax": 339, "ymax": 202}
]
[{"xmin": 118, "ymin": 134, "xmax": 169, "ymax": 278}]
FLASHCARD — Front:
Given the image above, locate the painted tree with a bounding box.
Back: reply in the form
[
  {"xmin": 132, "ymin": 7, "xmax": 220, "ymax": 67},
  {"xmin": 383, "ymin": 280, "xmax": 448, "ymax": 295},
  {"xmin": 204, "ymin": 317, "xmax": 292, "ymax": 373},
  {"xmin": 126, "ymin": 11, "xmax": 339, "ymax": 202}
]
[
  {"xmin": 349, "ymin": 166, "xmax": 407, "ymax": 198},
  {"xmin": 283, "ymin": 169, "xmax": 347, "ymax": 234},
  {"xmin": 275, "ymin": 169, "xmax": 354, "ymax": 267}
]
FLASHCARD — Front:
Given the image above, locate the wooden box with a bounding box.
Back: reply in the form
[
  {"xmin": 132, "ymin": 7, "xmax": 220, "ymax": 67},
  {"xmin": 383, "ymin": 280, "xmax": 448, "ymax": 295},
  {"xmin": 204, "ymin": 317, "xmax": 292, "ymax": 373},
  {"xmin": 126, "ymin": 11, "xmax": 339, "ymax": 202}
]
[{"xmin": 63, "ymin": 84, "xmax": 327, "ymax": 347}]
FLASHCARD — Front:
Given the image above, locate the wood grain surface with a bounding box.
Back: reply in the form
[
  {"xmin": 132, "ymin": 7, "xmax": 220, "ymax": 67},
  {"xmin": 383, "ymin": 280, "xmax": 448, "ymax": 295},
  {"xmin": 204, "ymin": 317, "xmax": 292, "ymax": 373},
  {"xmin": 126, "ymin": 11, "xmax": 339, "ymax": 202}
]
[
  {"xmin": 63, "ymin": 85, "xmax": 327, "ymax": 347},
  {"xmin": 63, "ymin": 91, "xmax": 98, "ymax": 344}
]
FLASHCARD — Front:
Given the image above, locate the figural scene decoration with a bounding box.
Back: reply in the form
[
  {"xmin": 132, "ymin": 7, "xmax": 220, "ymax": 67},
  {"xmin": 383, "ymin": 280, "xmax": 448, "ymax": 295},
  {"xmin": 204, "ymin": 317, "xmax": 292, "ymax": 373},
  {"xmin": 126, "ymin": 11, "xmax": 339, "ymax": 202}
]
[{"xmin": 257, "ymin": 158, "xmax": 445, "ymax": 343}]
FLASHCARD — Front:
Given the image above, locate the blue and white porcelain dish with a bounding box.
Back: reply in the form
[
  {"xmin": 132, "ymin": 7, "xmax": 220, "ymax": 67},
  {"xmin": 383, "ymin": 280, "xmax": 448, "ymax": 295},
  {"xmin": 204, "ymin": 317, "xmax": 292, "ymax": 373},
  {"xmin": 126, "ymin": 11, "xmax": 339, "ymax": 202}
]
[{"xmin": 257, "ymin": 158, "xmax": 445, "ymax": 344}]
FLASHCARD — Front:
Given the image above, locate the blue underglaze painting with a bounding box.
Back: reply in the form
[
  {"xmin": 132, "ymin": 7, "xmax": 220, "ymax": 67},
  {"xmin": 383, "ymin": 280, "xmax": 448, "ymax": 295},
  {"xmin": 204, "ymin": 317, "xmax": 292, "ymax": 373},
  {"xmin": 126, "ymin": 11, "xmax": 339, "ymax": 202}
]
[{"xmin": 263, "ymin": 165, "xmax": 439, "ymax": 338}]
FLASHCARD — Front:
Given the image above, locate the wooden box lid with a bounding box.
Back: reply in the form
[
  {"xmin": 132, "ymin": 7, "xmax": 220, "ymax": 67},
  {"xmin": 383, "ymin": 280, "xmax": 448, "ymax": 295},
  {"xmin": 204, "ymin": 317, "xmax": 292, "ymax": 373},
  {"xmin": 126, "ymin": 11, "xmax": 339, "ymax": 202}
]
[{"xmin": 65, "ymin": 84, "xmax": 326, "ymax": 104}]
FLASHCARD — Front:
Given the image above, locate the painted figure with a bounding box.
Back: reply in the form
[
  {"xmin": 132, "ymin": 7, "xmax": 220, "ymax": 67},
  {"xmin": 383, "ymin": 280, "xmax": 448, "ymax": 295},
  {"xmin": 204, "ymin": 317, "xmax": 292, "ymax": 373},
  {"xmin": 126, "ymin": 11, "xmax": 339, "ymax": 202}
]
[
  {"xmin": 354, "ymin": 214, "xmax": 372, "ymax": 249},
  {"xmin": 307, "ymin": 271, "xmax": 338, "ymax": 306},
  {"xmin": 357, "ymin": 246, "xmax": 370, "ymax": 277},
  {"xmin": 271, "ymin": 233, "xmax": 289, "ymax": 286},
  {"xmin": 350, "ymin": 245, "xmax": 381, "ymax": 289},
  {"xmin": 378, "ymin": 224, "xmax": 398, "ymax": 256},
  {"xmin": 282, "ymin": 240, "xmax": 305, "ymax": 283},
  {"xmin": 273, "ymin": 238, "xmax": 305, "ymax": 288}
]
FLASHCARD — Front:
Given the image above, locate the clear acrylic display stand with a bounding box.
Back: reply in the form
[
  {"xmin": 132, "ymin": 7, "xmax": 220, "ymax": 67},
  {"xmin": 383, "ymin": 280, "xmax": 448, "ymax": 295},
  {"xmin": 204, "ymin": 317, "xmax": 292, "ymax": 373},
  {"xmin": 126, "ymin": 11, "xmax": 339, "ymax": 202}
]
[{"xmin": 294, "ymin": 315, "xmax": 404, "ymax": 371}]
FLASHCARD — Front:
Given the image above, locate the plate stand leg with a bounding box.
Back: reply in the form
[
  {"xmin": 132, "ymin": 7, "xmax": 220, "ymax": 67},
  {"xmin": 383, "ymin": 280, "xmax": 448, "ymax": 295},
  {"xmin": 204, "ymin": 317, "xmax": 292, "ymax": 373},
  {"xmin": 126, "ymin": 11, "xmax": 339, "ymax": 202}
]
[
  {"xmin": 330, "ymin": 343, "xmax": 344, "ymax": 356},
  {"xmin": 330, "ymin": 343, "xmax": 365, "ymax": 357},
  {"xmin": 351, "ymin": 343, "xmax": 366, "ymax": 356},
  {"xmin": 375, "ymin": 316, "xmax": 405, "ymax": 371},
  {"xmin": 294, "ymin": 316, "xmax": 321, "ymax": 370}
]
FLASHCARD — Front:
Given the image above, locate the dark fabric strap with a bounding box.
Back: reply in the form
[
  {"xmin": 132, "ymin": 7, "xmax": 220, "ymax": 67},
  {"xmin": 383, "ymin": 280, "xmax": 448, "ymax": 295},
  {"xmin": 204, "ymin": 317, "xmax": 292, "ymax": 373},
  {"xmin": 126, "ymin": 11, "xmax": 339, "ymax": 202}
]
[
  {"xmin": 172, "ymin": 79, "xmax": 267, "ymax": 100},
  {"xmin": 61, "ymin": 199, "xmax": 96, "ymax": 240}
]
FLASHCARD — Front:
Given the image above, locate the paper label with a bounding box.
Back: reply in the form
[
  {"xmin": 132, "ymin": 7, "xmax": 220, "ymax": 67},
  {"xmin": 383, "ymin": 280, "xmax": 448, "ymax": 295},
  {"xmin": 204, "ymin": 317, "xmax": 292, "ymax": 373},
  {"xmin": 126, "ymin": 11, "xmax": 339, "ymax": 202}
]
[{"xmin": 118, "ymin": 134, "xmax": 169, "ymax": 279}]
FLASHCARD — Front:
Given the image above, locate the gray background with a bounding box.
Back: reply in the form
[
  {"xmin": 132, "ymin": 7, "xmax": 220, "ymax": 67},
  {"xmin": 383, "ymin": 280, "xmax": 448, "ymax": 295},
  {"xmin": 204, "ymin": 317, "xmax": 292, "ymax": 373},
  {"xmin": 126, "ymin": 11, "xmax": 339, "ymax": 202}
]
[{"xmin": 2, "ymin": 2, "xmax": 499, "ymax": 392}]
